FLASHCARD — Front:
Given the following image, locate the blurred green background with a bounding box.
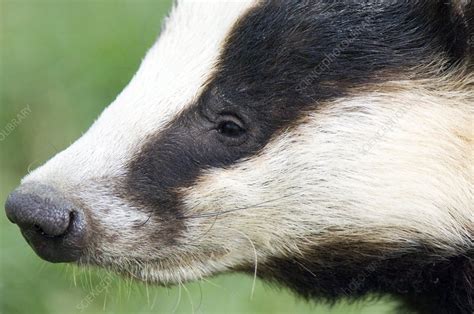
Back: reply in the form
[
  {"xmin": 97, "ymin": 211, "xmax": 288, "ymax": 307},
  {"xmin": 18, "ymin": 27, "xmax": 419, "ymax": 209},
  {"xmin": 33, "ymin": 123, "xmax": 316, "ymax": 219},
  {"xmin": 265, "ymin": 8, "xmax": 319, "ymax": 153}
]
[{"xmin": 0, "ymin": 1, "xmax": 396, "ymax": 313}]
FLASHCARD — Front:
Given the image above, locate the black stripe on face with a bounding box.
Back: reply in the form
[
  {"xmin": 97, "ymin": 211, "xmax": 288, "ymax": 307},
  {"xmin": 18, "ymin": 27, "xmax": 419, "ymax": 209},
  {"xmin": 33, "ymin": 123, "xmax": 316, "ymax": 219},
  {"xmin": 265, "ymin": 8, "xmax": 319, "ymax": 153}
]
[{"xmin": 123, "ymin": 0, "xmax": 470, "ymax": 240}]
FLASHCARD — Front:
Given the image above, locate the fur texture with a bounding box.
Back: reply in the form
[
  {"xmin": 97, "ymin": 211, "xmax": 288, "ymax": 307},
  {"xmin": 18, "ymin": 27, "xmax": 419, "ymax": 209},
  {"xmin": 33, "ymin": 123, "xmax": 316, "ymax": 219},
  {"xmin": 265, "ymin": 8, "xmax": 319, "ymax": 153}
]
[{"xmin": 15, "ymin": 1, "xmax": 473, "ymax": 313}]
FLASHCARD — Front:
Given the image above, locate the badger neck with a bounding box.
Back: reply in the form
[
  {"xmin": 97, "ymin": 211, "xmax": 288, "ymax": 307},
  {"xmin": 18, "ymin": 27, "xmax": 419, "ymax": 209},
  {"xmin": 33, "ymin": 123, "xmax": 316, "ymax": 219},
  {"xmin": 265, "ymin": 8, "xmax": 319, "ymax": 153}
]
[{"xmin": 254, "ymin": 243, "xmax": 473, "ymax": 314}]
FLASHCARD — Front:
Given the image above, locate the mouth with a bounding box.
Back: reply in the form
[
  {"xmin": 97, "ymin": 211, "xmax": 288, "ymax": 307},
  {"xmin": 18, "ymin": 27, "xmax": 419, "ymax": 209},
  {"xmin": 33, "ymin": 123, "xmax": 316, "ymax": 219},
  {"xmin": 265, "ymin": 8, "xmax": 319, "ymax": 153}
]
[
  {"xmin": 79, "ymin": 256, "xmax": 226, "ymax": 286},
  {"xmin": 76, "ymin": 246, "xmax": 236, "ymax": 285}
]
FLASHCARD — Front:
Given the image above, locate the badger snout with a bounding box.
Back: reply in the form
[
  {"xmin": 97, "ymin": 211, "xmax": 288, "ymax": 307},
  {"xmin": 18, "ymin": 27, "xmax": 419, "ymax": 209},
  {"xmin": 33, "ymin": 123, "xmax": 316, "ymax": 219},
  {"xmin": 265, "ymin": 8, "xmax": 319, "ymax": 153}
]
[{"xmin": 5, "ymin": 183, "xmax": 87, "ymax": 263}]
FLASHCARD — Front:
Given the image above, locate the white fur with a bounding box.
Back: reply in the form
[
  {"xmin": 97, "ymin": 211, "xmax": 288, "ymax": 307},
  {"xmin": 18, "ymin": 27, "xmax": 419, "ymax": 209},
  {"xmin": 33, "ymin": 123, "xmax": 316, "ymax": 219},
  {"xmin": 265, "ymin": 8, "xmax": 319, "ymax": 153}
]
[{"xmin": 24, "ymin": 0, "xmax": 258, "ymax": 184}]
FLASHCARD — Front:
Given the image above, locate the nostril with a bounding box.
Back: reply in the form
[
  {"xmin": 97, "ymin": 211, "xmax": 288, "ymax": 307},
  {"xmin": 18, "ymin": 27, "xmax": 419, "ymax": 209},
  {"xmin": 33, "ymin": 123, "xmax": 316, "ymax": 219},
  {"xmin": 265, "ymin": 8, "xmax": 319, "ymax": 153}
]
[
  {"xmin": 33, "ymin": 211, "xmax": 75, "ymax": 238},
  {"xmin": 33, "ymin": 208, "xmax": 73, "ymax": 237},
  {"xmin": 33, "ymin": 223, "xmax": 56, "ymax": 238},
  {"xmin": 34, "ymin": 224, "xmax": 56, "ymax": 238},
  {"xmin": 33, "ymin": 224, "xmax": 43, "ymax": 234}
]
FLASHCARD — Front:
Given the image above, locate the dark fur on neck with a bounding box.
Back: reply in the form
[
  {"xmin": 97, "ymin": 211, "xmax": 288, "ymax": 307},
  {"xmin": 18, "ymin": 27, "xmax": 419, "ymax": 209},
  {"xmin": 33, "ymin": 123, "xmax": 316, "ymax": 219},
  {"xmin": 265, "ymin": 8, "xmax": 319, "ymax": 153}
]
[{"xmin": 253, "ymin": 242, "xmax": 473, "ymax": 314}]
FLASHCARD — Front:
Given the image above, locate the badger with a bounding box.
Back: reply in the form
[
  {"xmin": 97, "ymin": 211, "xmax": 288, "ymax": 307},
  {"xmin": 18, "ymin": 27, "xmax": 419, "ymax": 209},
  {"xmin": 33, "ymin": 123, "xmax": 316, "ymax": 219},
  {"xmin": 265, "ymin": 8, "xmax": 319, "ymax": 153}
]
[{"xmin": 4, "ymin": 0, "xmax": 473, "ymax": 313}]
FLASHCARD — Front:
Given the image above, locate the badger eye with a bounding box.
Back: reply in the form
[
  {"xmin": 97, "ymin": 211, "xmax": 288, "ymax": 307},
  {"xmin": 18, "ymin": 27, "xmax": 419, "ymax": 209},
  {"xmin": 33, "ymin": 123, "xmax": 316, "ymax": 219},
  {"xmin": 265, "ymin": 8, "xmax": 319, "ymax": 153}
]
[{"xmin": 217, "ymin": 120, "xmax": 245, "ymax": 137}]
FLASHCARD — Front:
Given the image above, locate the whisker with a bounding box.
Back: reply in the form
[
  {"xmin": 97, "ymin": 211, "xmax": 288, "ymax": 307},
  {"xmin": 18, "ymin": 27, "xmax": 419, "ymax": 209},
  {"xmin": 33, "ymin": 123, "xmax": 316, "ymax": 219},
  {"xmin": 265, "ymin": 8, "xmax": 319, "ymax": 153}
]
[
  {"xmin": 183, "ymin": 193, "xmax": 299, "ymax": 244},
  {"xmin": 182, "ymin": 283, "xmax": 195, "ymax": 314},
  {"xmin": 171, "ymin": 282, "xmax": 182, "ymax": 314},
  {"xmin": 145, "ymin": 267, "xmax": 150, "ymax": 308},
  {"xmin": 178, "ymin": 192, "xmax": 299, "ymax": 220},
  {"xmin": 199, "ymin": 277, "xmax": 223, "ymax": 289},
  {"xmin": 88, "ymin": 268, "xmax": 93, "ymax": 291},
  {"xmin": 72, "ymin": 265, "xmax": 77, "ymax": 287},
  {"xmin": 230, "ymin": 228, "xmax": 258, "ymax": 300},
  {"xmin": 103, "ymin": 287, "xmax": 108, "ymax": 311},
  {"xmin": 294, "ymin": 260, "xmax": 317, "ymax": 279},
  {"xmin": 49, "ymin": 143, "xmax": 60, "ymax": 154},
  {"xmin": 135, "ymin": 213, "xmax": 152, "ymax": 228},
  {"xmin": 37, "ymin": 261, "xmax": 48, "ymax": 275},
  {"xmin": 150, "ymin": 289, "xmax": 159, "ymax": 310},
  {"xmin": 27, "ymin": 159, "xmax": 40, "ymax": 174},
  {"xmin": 127, "ymin": 273, "xmax": 133, "ymax": 301},
  {"xmin": 189, "ymin": 211, "xmax": 220, "ymax": 242},
  {"xmin": 196, "ymin": 280, "xmax": 204, "ymax": 313}
]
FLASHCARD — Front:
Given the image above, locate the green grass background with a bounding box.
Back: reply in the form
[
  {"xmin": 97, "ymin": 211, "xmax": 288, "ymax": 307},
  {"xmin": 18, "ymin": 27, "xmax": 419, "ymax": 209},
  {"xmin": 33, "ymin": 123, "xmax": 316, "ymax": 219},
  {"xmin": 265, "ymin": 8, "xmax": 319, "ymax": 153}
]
[{"xmin": 0, "ymin": 1, "xmax": 396, "ymax": 313}]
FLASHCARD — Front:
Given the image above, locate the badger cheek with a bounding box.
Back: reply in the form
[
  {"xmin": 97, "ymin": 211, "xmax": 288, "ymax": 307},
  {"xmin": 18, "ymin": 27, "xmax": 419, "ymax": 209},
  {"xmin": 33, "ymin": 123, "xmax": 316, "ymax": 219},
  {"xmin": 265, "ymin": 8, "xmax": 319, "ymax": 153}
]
[{"xmin": 176, "ymin": 177, "xmax": 276, "ymax": 273}]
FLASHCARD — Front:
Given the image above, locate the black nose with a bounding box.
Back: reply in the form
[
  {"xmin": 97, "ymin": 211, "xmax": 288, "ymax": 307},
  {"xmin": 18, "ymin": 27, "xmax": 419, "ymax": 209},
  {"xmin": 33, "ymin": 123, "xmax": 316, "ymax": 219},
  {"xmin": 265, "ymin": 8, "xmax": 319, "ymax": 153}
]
[{"xmin": 5, "ymin": 183, "xmax": 87, "ymax": 263}]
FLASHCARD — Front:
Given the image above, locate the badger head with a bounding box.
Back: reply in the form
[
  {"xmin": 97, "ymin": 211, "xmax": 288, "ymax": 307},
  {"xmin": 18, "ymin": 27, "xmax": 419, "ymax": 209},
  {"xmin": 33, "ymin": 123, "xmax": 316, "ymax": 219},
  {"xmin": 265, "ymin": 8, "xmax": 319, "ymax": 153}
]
[{"xmin": 5, "ymin": 0, "xmax": 473, "ymax": 311}]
